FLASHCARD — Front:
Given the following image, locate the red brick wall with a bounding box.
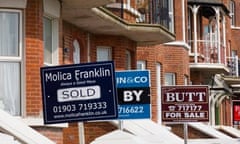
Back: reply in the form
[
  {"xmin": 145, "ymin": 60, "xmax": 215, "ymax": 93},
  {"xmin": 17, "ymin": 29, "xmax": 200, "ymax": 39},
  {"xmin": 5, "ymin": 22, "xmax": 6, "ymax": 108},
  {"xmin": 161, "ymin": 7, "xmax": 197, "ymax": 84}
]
[
  {"xmin": 63, "ymin": 123, "xmax": 79, "ymax": 144},
  {"xmin": 137, "ymin": 45, "xmax": 164, "ymax": 122},
  {"xmin": 162, "ymin": 45, "xmax": 189, "ymax": 84},
  {"xmin": 34, "ymin": 127, "xmax": 63, "ymax": 144},
  {"xmin": 84, "ymin": 122, "xmax": 118, "ymax": 144},
  {"xmin": 25, "ymin": 1, "xmax": 64, "ymax": 144},
  {"xmin": 91, "ymin": 35, "xmax": 136, "ymax": 70},
  {"xmin": 137, "ymin": 44, "xmax": 189, "ymax": 122},
  {"xmin": 174, "ymin": 0, "xmax": 183, "ymax": 40},
  {"xmin": 63, "ymin": 21, "xmax": 88, "ymax": 64},
  {"xmin": 62, "ymin": 22, "xmax": 137, "ymax": 144},
  {"xmin": 25, "ymin": 0, "xmax": 44, "ymax": 116}
]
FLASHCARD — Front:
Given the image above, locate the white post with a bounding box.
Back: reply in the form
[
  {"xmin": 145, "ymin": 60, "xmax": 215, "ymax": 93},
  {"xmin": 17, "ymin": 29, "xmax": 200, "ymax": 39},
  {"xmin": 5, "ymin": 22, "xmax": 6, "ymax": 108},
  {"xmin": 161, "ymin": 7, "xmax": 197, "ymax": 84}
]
[
  {"xmin": 184, "ymin": 123, "xmax": 188, "ymax": 144},
  {"xmin": 215, "ymin": 8, "xmax": 221, "ymax": 63},
  {"xmin": 192, "ymin": 5, "xmax": 200, "ymax": 63}
]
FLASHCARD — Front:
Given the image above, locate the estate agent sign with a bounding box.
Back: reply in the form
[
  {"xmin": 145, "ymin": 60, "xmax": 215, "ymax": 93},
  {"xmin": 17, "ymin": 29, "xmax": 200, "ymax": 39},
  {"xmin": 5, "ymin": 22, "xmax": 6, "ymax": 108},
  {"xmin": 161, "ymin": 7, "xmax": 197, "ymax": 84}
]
[
  {"xmin": 232, "ymin": 100, "xmax": 240, "ymax": 125},
  {"xmin": 40, "ymin": 61, "xmax": 118, "ymax": 124},
  {"xmin": 116, "ymin": 70, "xmax": 151, "ymax": 119},
  {"xmin": 161, "ymin": 86, "xmax": 209, "ymax": 122}
]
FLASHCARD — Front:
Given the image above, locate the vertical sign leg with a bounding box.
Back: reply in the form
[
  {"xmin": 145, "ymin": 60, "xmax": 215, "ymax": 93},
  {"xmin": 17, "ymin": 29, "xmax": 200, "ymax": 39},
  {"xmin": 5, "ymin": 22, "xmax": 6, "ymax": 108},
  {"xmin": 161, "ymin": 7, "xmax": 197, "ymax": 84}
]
[
  {"xmin": 184, "ymin": 123, "xmax": 188, "ymax": 144},
  {"xmin": 119, "ymin": 120, "xmax": 124, "ymax": 130}
]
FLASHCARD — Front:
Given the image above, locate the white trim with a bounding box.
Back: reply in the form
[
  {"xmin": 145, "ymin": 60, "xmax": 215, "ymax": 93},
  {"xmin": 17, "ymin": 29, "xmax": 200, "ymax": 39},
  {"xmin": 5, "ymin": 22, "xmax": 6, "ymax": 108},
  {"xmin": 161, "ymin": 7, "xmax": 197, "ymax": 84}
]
[
  {"xmin": 164, "ymin": 41, "xmax": 191, "ymax": 51},
  {"xmin": 0, "ymin": 9, "xmax": 23, "ymax": 116},
  {"xmin": 137, "ymin": 60, "xmax": 146, "ymax": 70},
  {"xmin": 125, "ymin": 50, "xmax": 131, "ymax": 70},
  {"xmin": 43, "ymin": 16, "xmax": 59, "ymax": 66},
  {"xmin": 189, "ymin": 63, "xmax": 229, "ymax": 72},
  {"xmin": 96, "ymin": 46, "xmax": 112, "ymax": 61},
  {"xmin": 52, "ymin": 18, "xmax": 59, "ymax": 65},
  {"xmin": 231, "ymin": 26, "xmax": 240, "ymax": 30},
  {"xmin": 0, "ymin": 0, "xmax": 27, "ymax": 8},
  {"xmin": 43, "ymin": 0, "xmax": 60, "ymax": 18}
]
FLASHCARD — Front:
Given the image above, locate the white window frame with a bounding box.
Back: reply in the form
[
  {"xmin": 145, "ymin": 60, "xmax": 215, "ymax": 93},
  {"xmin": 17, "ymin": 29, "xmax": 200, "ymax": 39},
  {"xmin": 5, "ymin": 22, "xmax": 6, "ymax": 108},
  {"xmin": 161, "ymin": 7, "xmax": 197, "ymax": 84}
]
[
  {"xmin": 184, "ymin": 75, "xmax": 188, "ymax": 85},
  {"xmin": 0, "ymin": 9, "xmax": 23, "ymax": 116},
  {"xmin": 137, "ymin": 60, "xmax": 146, "ymax": 70},
  {"xmin": 73, "ymin": 39, "xmax": 80, "ymax": 64},
  {"xmin": 96, "ymin": 46, "xmax": 112, "ymax": 62},
  {"xmin": 43, "ymin": 15, "xmax": 59, "ymax": 66},
  {"xmin": 229, "ymin": 0, "xmax": 235, "ymax": 27},
  {"xmin": 168, "ymin": 0, "xmax": 174, "ymax": 33},
  {"xmin": 125, "ymin": 50, "xmax": 131, "ymax": 70},
  {"xmin": 164, "ymin": 72, "xmax": 176, "ymax": 86}
]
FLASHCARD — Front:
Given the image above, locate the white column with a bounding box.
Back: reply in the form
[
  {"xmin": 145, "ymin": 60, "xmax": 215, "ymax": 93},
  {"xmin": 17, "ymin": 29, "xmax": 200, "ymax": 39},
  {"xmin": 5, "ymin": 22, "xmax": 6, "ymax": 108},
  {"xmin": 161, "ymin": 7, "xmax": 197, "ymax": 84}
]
[
  {"xmin": 192, "ymin": 5, "xmax": 200, "ymax": 63},
  {"xmin": 222, "ymin": 16, "xmax": 227, "ymax": 65},
  {"xmin": 215, "ymin": 8, "xmax": 221, "ymax": 63}
]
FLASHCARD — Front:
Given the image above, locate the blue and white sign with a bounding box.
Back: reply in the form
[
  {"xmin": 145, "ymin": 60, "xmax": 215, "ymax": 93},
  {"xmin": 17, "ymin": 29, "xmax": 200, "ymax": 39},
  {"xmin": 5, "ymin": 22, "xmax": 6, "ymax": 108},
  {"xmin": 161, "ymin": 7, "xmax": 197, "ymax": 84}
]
[
  {"xmin": 41, "ymin": 61, "xmax": 118, "ymax": 124},
  {"xmin": 116, "ymin": 70, "xmax": 151, "ymax": 119}
]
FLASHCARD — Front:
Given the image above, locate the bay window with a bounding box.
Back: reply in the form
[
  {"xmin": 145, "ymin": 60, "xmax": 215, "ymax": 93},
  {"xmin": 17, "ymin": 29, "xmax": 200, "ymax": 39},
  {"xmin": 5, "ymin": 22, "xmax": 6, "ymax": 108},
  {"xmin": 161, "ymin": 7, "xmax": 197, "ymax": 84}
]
[{"xmin": 0, "ymin": 10, "xmax": 22, "ymax": 116}]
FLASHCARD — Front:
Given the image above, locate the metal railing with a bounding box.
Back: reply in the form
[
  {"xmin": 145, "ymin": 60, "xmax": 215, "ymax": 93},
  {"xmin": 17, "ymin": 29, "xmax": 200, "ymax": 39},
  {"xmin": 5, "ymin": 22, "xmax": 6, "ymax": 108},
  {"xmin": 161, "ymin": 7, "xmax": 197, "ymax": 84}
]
[
  {"xmin": 104, "ymin": 0, "xmax": 172, "ymax": 31},
  {"xmin": 188, "ymin": 39, "xmax": 239, "ymax": 76},
  {"xmin": 226, "ymin": 56, "xmax": 239, "ymax": 76}
]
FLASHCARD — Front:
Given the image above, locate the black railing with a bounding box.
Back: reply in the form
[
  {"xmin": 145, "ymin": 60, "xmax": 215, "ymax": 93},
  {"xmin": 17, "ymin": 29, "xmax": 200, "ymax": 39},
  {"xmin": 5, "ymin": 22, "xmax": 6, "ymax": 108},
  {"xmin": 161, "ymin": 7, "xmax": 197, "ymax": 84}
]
[{"xmin": 104, "ymin": 0, "xmax": 172, "ymax": 31}]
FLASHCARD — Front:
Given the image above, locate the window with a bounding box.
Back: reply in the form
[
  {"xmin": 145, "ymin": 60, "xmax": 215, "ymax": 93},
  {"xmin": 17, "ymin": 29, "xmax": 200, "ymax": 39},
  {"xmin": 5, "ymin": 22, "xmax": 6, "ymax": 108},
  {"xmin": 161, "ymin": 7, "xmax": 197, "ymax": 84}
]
[
  {"xmin": 229, "ymin": 0, "xmax": 235, "ymax": 27},
  {"xmin": 168, "ymin": 0, "xmax": 174, "ymax": 33},
  {"xmin": 152, "ymin": 0, "xmax": 174, "ymax": 33},
  {"xmin": 164, "ymin": 73, "xmax": 176, "ymax": 85},
  {"xmin": 73, "ymin": 39, "xmax": 80, "ymax": 64},
  {"xmin": 97, "ymin": 46, "xmax": 112, "ymax": 61},
  {"xmin": 43, "ymin": 16, "xmax": 58, "ymax": 65},
  {"xmin": 0, "ymin": 10, "xmax": 22, "ymax": 116},
  {"xmin": 137, "ymin": 60, "xmax": 146, "ymax": 70},
  {"xmin": 125, "ymin": 50, "xmax": 131, "ymax": 70}
]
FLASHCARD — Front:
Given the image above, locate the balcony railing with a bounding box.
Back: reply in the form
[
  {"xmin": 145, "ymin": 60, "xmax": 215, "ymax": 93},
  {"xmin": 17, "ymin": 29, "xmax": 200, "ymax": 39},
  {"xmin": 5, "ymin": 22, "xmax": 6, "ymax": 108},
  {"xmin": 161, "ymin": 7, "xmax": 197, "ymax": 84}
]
[
  {"xmin": 188, "ymin": 39, "xmax": 239, "ymax": 76},
  {"xmin": 188, "ymin": 40, "xmax": 225, "ymax": 63},
  {"xmin": 105, "ymin": 0, "xmax": 173, "ymax": 32},
  {"xmin": 227, "ymin": 56, "xmax": 239, "ymax": 76}
]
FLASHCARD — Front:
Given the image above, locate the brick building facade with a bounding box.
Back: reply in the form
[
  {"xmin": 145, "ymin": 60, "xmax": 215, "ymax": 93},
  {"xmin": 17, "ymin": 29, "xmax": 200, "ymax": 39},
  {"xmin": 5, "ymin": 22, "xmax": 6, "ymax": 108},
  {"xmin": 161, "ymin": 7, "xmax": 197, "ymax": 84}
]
[{"xmin": 1, "ymin": 0, "xmax": 240, "ymax": 144}]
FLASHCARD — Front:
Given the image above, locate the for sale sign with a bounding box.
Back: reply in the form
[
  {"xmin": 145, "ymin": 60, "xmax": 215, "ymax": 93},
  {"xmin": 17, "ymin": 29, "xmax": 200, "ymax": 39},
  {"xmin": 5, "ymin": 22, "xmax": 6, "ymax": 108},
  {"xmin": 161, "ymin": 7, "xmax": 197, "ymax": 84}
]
[
  {"xmin": 232, "ymin": 100, "xmax": 240, "ymax": 125},
  {"xmin": 161, "ymin": 86, "xmax": 209, "ymax": 122},
  {"xmin": 116, "ymin": 70, "xmax": 151, "ymax": 119},
  {"xmin": 40, "ymin": 61, "xmax": 118, "ymax": 124}
]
